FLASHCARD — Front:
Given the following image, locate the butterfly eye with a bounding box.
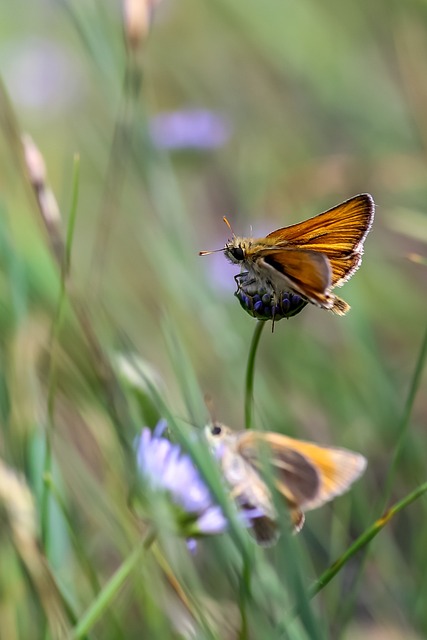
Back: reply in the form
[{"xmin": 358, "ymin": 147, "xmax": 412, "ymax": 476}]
[
  {"xmin": 211, "ymin": 424, "xmax": 222, "ymax": 436},
  {"xmin": 230, "ymin": 246, "xmax": 244, "ymax": 261}
]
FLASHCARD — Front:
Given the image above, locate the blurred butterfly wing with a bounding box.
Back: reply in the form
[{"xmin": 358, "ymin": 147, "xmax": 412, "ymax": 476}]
[
  {"xmin": 258, "ymin": 248, "xmax": 332, "ymax": 306},
  {"xmin": 236, "ymin": 433, "xmax": 320, "ymax": 506},
  {"xmin": 218, "ymin": 446, "xmax": 280, "ymax": 546},
  {"xmin": 263, "ymin": 433, "xmax": 367, "ymax": 511},
  {"xmin": 237, "ymin": 432, "xmax": 366, "ymax": 512},
  {"xmin": 219, "ymin": 443, "xmax": 279, "ymax": 543},
  {"xmin": 249, "ymin": 515, "xmax": 279, "ymax": 546},
  {"xmin": 249, "ymin": 510, "xmax": 305, "ymax": 544},
  {"xmin": 233, "ymin": 433, "xmax": 311, "ymax": 536},
  {"xmin": 266, "ymin": 194, "xmax": 374, "ymax": 286}
]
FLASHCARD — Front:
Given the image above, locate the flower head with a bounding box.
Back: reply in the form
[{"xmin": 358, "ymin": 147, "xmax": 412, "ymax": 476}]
[
  {"xmin": 136, "ymin": 424, "xmax": 227, "ymax": 536},
  {"xmin": 235, "ymin": 272, "xmax": 307, "ymax": 322},
  {"xmin": 235, "ymin": 287, "xmax": 307, "ymax": 321}
]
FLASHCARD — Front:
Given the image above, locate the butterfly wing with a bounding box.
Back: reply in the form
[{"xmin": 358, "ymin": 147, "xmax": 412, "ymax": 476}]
[
  {"xmin": 218, "ymin": 443, "xmax": 280, "ymax": 545},
  {"xmin": 258, "ymin": 248, "xmax": 332, "ymax": 307},
  {"xmin": 250, "ymin": 515, "xmax": 280, "ymax": 546},
  {"xmin": 265, "ymin": 194, "xmax": 374, "ymax": 286},
  {"xmin": 237, "ymin": 432, "xmax": 366, "ymax": 513}
]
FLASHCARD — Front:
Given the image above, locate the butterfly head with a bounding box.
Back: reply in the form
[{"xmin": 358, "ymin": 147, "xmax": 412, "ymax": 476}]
[
  {"xmin": 224, "ymin": 239, "xmax": 249, "ymax": 264},
  {"xmin": 222, "ymin": 215, "xmax": 252, "ymax": 263},
  {"xmin": 205, "ymin": 422, "xmax": 228, "ymax": 441},
  {"xmin": 204, "ymin": 422, "xmax": 237, "ymax": 454},
  {"xmin": 198, "ymin": 238, "xmax": 245, "ymax": 261},
  {"xmin": 199, "ymin": 216, "xmax": 250, "ymax": 263}
]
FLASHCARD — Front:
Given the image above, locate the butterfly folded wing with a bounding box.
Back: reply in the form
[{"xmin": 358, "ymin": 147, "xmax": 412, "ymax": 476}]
[
  {"xmin": 219, "ymin": 446, "xmax": 280, "ymax": 546},
  {"xmin": 265, "ymin": 194, "xmax": 374, "ymax": 286},
  {"xmin": 262, "ymin": 433, "xmax": 367, "ymax": 511},
  {"xmin": 237, "ymin": 432, "xmax": 366, "ymax": 514},
  {"xmin": 235, "ymin": 433, "xmax": 318, "ymax": 532},
  {"xmin": 258, "ymin": 248, "xmax": 333, "ymax": 307},
  {"xmin": 266, "ymin": 194, "xmax": 374, "ymax": 251}
]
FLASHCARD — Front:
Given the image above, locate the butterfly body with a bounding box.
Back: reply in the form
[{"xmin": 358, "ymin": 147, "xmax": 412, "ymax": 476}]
[
  {"xmin": 219, "ymin": 193, "xmax": 375, "ymax": 315},
  {"xmin": 205, "ymin": 423, "xmax": 367, "ymax": 545},
  {"xmin": 225, "ymin": 236, "xmax": 335, "ymax": 311}
]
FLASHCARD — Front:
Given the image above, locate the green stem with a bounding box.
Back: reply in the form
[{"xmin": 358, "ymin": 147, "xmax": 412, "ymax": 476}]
[
  {"xmin": 309, "ymin": 481, "xmax": 427, "ymax": 599},
  {"xmin": 89, "ymin": 58, "xmax": 142, "ymax": 299},
  {"xmin": 238, "ymin": 553, "xmax": 252, "ymax": 640},
  {"xmin": 244, "ymin": 321, "xmax": 266, "ymax": 429},
  {"xmin": 64, "ymin": 153, "xmax": 80, "ymax": 275},
  {"xmin": 41, "ymin": 155, "xmax": 81, "ymax": 550},
  {"xmin": 383, "ymin": 320, "xmax": 427, "ymax": 508},
  {"xmin": 330, "ymin": 317, "xmax": 427, "ymax": 634},
  {"xmin": 71, "ymin": 529, "xmax": 156, "ymax": 639}
]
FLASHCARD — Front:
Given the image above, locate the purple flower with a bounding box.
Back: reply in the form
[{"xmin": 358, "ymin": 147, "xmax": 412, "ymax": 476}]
[
  {"xmin": 235, "ymin": 282, "xmax": 307, "ymax": 321},
  {"xmin": 136, "ymin": 425, "xmax": 227, "ymax": 535},
  {"xmin": 149, "ymin": 109, "xmax": 231, "ymax": 150},
  {"xmin": 1, "ymin": 38, "xmax": 84, "ymax": 114}
]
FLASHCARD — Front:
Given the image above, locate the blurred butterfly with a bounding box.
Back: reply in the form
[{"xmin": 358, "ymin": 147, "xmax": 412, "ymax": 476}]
[
  {"xmin": 205, "ymin": 423, "xmax": 366, "ymax": 546},
  {"xmin": 200, "ymin": 194, "xmax": 374, "ymax": 316}
]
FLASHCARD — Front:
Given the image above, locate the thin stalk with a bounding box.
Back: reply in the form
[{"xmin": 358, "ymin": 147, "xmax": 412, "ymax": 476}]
[
  {"xmin": 240, "ymin": 320, "xmax": 266, "ymax": 635},
  {"xmin": 382, "ymin": 320, "xmax": 427, "ymax": 508},
  {"xmin": 244, "ymin": 321, "xmax": 266, "ymax": 429},
  {"xmin": 89, "ymin": 57, "xmax": 142, "ymax": 299},
  {"xmin": 64, "ymin": 154, "xmax": 80, "ymax": 275},
  {"xmin": 282, "ymin": 484, "xmax": 427, "ymax": 637},
  {"xmin": 331, "ymin": 317, "xmax": 427, "ymax": 634},
  {"xmin": 309, "ymin": 481, "xmax": 427, "ymax": 599},
  {"xmin": 238, "ymin": 552, "xmax": 252, "ymax": 640},
  {"xmin": 71, "ymin": 529, "xmax": 156, "ymax": 639},
  {"xmin": 41, "ymin": 155, "xmax": 80, "ymax": 549}
]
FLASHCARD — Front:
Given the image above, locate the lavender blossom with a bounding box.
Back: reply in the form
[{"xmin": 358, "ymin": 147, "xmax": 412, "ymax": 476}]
[
  {"xmin": 234, "ymin": 270, "xmax": 307, "ymax": 321},
  {"xmin": 235, "ymin": 284, "xmax": 307, "ymax": 321},
  {"xmin": 149, "ymin": 109, "xmax": 231, "ymax": 150},
  {"xmin": 1, "ymin": 38, "xmax": 83, "ymax": 114},
  {"xmin": 136, "ymin": 424, "xmax": 228, "ymax": 536}
]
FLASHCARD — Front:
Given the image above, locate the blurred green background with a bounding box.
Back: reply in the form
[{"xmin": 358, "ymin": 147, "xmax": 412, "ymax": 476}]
[{"xmin": 0, "ymin": 0, "xmax": 427, "ymax": 638}]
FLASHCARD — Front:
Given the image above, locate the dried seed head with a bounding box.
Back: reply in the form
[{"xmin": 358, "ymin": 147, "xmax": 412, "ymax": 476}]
[
  {"xmin": 38, "ymin": 187, "xmax": 60, "ymax": 225},
  {"xmin": 0, "ymin": 458, "xmax": 37, "ymax": 547},
  {"xmin": 22, "ymin": 133, "xmax": 46, "ymax": 188},
  {"xmin": 22, "ymin": 133, "xmax": 61, "ymax": 224},
  {"xmin": 123, "ymin": 0, "xmax": 156, "ymax": 49}
]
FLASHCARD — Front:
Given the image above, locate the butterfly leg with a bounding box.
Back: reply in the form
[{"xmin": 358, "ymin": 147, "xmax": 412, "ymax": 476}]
[{"xmin": 234, "ymin": 272, "xmax": 256, "ymax": 292}]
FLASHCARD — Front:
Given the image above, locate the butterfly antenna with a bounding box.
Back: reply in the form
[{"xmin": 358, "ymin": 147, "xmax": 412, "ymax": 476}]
[
  {"xmin": 199, "ymin": 247, "xmax": 224, "ymax": 256},
  {"xmin": 223, "ymin": 216, "xmax": 236, "ymax": 237},
  {"xmin": 204, "ymin": 393, "xmax": 217, "ymax": 425},
  {"xmin": 199, "ymin": 216, "xmax": 235, "ymax": 255}
]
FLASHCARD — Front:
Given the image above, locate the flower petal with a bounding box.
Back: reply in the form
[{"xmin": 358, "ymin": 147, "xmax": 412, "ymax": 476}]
[{"xmin": 197, "ymin": 506, "xmax": 228, "ymax": 534}]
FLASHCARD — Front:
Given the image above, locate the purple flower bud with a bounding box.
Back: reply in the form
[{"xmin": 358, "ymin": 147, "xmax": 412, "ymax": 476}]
[{"xmin": 149, "ymin": 109, "xmax": 231, "ymax": 151}]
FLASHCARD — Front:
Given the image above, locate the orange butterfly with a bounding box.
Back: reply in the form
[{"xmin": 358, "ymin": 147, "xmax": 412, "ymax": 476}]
[
  {"xmin": 200, "ymin": 194, "xmax": 374, "ymax": 315},
  {"xmin": 205, "ymin": 423, "xmax": 366, "ymax": 545}
]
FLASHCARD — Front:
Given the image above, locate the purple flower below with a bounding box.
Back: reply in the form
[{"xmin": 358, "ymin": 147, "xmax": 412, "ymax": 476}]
[
  {"xmin": 136, "ymin": 424, "xmax": 228, "ymax": 535},
  {"xmin": 234, "ymin": 272, "xmax": 307, "ymax": 321}
]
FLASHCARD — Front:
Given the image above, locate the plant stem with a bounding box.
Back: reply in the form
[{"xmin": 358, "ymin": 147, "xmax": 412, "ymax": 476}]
[
  {"xmin": 71, "ymin": 528, "xmax": 156, "ymax": 639},
  {"xmin": 238, "ymin": 551, "xmax": 252, "ymax": 640},
  {"xmin": 41, "ymin": 155, "xmax": 80, "ymax": 550},
  {"xmin": 244, "ymin": 321, "xmax": 266, "ymax": 429},
  {"xmin": 309, "ymin": 481, "xmax": 427, "ymax": 599},
  {"xmin": 383, "ymin": 320, "xmax": 427, "ymax": 508}
]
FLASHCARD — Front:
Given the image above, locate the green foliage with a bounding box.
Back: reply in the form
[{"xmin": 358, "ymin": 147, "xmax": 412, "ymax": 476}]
[{"xmin": 0, "ymin": 0, "xmax": 426, "ymax": 638}]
